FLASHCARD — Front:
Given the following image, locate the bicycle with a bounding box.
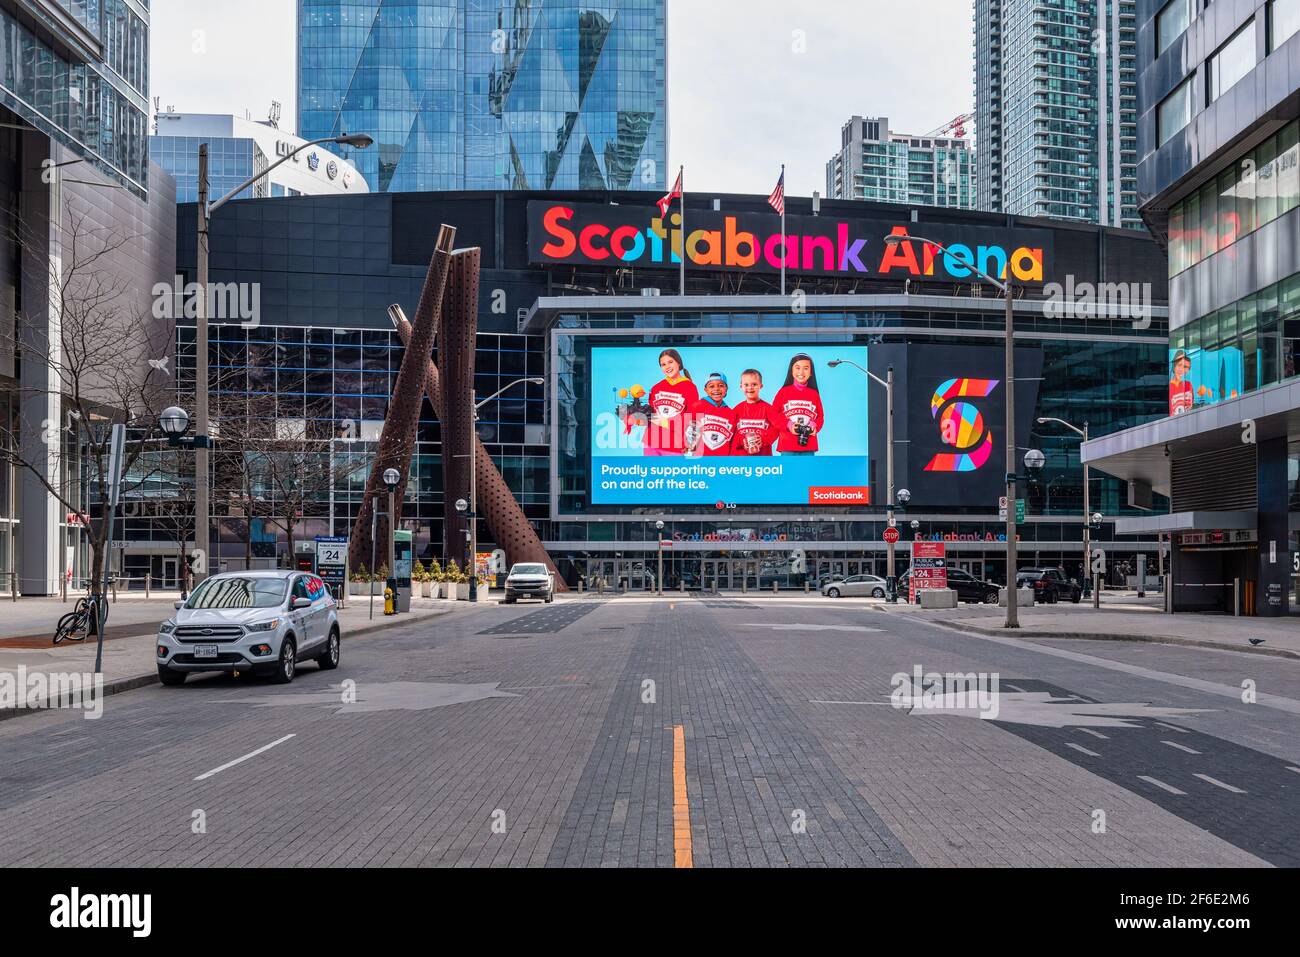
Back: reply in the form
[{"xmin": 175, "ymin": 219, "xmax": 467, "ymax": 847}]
[{"xmin": 53, "ymin": 595, "xmax": 102, "ymax": 645}]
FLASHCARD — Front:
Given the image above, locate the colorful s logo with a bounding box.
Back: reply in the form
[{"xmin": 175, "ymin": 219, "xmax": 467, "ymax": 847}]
[{"xmin": 924, "ymin": 378, "xmax": 1000, "ymax": 472}]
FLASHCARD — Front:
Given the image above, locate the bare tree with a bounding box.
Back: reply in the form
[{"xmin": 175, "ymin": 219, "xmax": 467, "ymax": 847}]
[
  {"xmin": 210, "ymin": 389, "xmax": 367, "ymax": 569},
  {"xmin": 0, "ymin": 205, "xmax": 175, "ymax": 597}
]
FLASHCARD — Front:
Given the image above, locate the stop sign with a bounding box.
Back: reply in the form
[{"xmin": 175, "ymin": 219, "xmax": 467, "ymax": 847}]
[{"xmin": 883, "ymin": 527, "xmax": 900, "ymax": 544}]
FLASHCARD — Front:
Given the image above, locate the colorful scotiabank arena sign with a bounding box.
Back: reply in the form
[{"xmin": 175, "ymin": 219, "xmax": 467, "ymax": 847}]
[
  {"xmin": 910, "ymin": 541, "xmax": 948, "ymax": 603},
  {"xmin": 527, "ymin": 202, "xmax": 1052, "ymax": 284}
]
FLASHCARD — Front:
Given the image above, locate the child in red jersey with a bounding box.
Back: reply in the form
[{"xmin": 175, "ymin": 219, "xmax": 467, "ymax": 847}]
[
  {"xmin": 685, "ymin": 372, "xmax": 737, "ymax": 456},
  {"xmin": 731, "ymin": 368, "xmax": 779, "ymax": 456},
  {"xmin": 643, "ymin": 348, "xmax": 699, "ymax": 455},
  {"xmin": 769, "ymin": 353, "xmax": 825, "ymax": 455},
  {"xmin": 1169, "ymin": 350, "xmax": 1194, "ymax": 416}
]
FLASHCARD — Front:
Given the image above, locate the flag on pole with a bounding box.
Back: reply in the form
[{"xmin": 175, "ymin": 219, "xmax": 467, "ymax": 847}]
[
  {"xmin": 767, "ymin": 168, "xmax": 786, "ymax": 216},
  {"xmin": 658, "ymin": 169, "xmax": 683, "ymax": 218}
]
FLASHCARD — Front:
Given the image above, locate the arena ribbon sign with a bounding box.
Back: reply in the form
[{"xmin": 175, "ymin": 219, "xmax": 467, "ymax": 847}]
[{"xmin": 527, "ymin": 201, "xmax": 1052, "ymax": 284}]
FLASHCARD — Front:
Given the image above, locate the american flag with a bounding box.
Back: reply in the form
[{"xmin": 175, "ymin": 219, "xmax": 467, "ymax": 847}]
[{"xmin": 767, "ymin": 168, "xmax": 785, "ymax": 216}]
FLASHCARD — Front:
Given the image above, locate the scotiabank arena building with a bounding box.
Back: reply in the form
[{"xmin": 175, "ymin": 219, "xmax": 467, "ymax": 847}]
[{"xmin": 156, "ymin": 189, "xmax": 1170, "ymax": 590}]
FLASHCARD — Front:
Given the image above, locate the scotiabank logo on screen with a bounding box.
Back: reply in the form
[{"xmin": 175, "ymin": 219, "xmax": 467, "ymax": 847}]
[
  {"xmin": 810, "ymin": 486, "xmax": 870, "ymax": 505},
  {"xmin": 528, "ymin": 202, "xmax": 1049, "ymax": 282}
]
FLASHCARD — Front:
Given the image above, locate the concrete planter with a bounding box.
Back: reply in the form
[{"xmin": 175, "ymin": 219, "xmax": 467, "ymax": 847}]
[
  {"xmin": 918, "ymin": 588, "xmax": 958, "ymax": 609},
  {"xmin": 420, "ymin": 581, "xmax": 432, "ymax": 598},
  {"xmin": 348, "ymin": 581, "xmax": 364, "ymax": 597},
  {"xmin": 998, "ymin": 587, "xmax": 1036, "ymax": 608}
]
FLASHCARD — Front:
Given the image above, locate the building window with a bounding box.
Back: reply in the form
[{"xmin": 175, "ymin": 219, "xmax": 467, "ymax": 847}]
[
  {"xmin": 1207, "ymin": 20, "xmax": 1256, "ymax": 103},
  {"xmin": 1169, "ymin": 119, "xmax": 1300, "ymax": 276},
  {"xmin": 1270, "ymin": 0, "xmax": 1300, "ymax": 51},
  {"xmin": 1158, "ymin": 77, "xmax": 1194, "ymax": 146},
  {"xmin": 1157, "ymin": 0, "xmax": 1191, "ymax": 56}
]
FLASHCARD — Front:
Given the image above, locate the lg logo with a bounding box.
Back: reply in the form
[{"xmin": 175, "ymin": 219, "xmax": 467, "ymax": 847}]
[{"xmin": 924, "ymin": 378, "xmax": 1000, "ymax": 473}]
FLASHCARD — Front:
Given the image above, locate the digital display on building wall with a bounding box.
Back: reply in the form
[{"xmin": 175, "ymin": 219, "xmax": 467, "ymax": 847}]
[
  {"xmin": 528, "ymin": 201, "xmax": 1053, "ymax": 284},
  {"xmin": 1168, "ymin": 345, "xmax": 1245, "ymax": 416},
  {"xmin": 589, "ymin": 345, "xmax": 871, "ymax": 506},
  {"xmin": 903, "ymin": 343, "xmax": 1045, "ymax": 508}
]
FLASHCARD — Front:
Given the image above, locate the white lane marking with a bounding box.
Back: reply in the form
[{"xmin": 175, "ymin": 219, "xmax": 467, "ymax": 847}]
[
  {"xmin": 1138, "ymin": 775, "xmax": 1187, "ymax": 796},
  {"xmin": 740, "ymin": 623, "xmax": 881, "ymax": 633},
  {"xmin": 1161, "ymin": 739, "xmax": 1202, "ymax": 755},
  {"xmin": 1194, "ymin": 773, "xmax": 1247, "ymax": 794},
  {"xmin": 910, "ymin": 617, "xmax": 1300, "ymax": 717},
  {"xmin": 1003, "ymin": 683, "xmax": 1026, "ymax": 693},
  {"xmin": 1079, "ymin": 728, "xmax": 1109, "ymax": 740},
  {"xmin": 1156, "ymin": 722, "xmax": 1190, "ymax": 734},
  {"xmin": 194, "ymin": 734, "xmax": 296, "ymax": 782},
  {"xmin": 1287, "ymin": 766, "xmax": 1300, "ymax": 774},
  {"xmin": 1066, "ymin": 742, "xmax": 1101, "ymax": 757},
  {"xmin": 808, "ymin": 700, "xmax": 897, "ymax": 706}
]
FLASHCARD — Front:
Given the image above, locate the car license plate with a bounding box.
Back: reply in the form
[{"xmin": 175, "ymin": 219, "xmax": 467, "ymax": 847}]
[{"xmin": 193, "ymin": 644, "xmax": 219, "ymax": 659}]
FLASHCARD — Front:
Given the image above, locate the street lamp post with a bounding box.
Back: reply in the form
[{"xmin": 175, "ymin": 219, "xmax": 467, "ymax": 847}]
[
  {"xmin": 1037, "ymin": 417, "xmax": 1091, "ymax": 595},
  {"xmin": 193, "ymin": 132, "xmax": 373, "ymax": 586},
  {"xmin": 464, "ymin": 377, "xmax": 544, "ymax": 603},
  {"xmin": 885, "ymin": 233, "xmax": 1019, "ymax": 627},
  {"xmin": 655, "ymin": 520, "xmax": 665, "ymax": 597},
  {"xmin": 828, "ymin": 358, "xmax": 899, "ymax": 599}
]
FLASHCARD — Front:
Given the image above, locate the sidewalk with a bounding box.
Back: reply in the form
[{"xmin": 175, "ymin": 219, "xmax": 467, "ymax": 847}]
[
  {"xmin": 873, "ymin": 598, "xmax": 1300, "ymax": 659},
  {"xmin": 0, "ymin": 595, "xmax": 475, "ymax": 720}
]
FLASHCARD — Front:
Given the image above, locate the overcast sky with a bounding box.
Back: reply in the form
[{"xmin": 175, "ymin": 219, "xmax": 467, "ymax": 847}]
[{"xmin": 150, "ymin": 0, "xmax": 974, "ymax": 197}]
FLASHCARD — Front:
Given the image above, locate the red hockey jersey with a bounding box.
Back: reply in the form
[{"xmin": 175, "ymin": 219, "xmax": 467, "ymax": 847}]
[
  {"xmin": 687, "ymin": 399, "xmax": 737, "ymax": 456},
  {"xmin": 770, "ymin": 385, "xmax": 825, "ymax": 453},
  {"xmin": 644, "ymin": 377, "xmax": 699, "ymax": 453},
  {"xmin": 731, "ymin": 399, "xmax": 779, "ymax": 456}
]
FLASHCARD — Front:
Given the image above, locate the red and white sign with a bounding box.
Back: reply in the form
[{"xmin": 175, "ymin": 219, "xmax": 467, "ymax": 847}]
[
  {"xmin": 809, "ymin": 486, "xmax": 870, "ymax": 505},
  {"xmin": 883, "ymin": 527, "xmax": 900, "ymax": 545},
  {"xmin": 659, "ymin": 540, "xmax": 674, "ymax": 548},
  {"xmin": 909, "ymin": 542, "xmax": 948, "ymax": 603}
]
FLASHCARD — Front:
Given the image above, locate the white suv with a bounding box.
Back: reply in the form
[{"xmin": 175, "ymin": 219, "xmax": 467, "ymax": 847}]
[{"xmin": 156, "ymin": 570, "xmax": 340, "ymax": 686}]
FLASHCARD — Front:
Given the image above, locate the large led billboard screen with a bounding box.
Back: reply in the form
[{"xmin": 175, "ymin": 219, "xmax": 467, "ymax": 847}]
[{"xmin": 590, "ymin": 345, "xmax": 870, "ymax": 506}]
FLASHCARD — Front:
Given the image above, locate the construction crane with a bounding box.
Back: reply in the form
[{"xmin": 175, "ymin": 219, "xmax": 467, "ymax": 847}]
[{"xmin": 924, "ymin": 113, "xmax": 972, "ymax": 139}]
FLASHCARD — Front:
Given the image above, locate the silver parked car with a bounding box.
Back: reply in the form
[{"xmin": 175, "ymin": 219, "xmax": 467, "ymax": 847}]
[
  {"xmin": 504, "ymin": 562, "xmax": 554, "ymax": 603},
  {"xmin": 156, "ymin": 570, "xmax": 341, "ymax": 686},
  {"xmin": 821, "ymin": 574, "xmax": 889, "ymax": 599}
]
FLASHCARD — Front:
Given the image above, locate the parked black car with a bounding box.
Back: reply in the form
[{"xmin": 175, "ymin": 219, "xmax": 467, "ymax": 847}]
[
  {"xmin": 897, "ymin": 567, "xmax": 1000, "ymax": 604},
  {"xmin": 1016, "ymin": 567, "xmax": 1083, "ymax": 604}
]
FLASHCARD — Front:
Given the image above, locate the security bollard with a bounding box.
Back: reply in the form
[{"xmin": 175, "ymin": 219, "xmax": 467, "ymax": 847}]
[
  {"xmin": 804, "ymin": 580, "xmax": 810, "ymax": 593},
  {"xmin": 679, "ymin": 580, "xmax": 685, "ymax": 594},
  {"xmin": 772, "ymin": 581, "xmax": 778, "ymax": 594}
]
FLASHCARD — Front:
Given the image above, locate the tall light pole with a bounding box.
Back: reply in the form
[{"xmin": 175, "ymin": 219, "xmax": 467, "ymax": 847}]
[
  {"xmin": 193, "ymin": 132, "xmax": 373, "ymax": 585},
  {"xmin": 1038, "ymin": 417, "xmax": 1091, "ymax": 593},
  {"xmin": 655, "ymin": 520, "xmax": 665, "ymax": 596},
  {"xmin": 885, "ymin": 233, "xmax": 1020, "ymax": 627},
  {"xmin": 468, "ymin": 376, "xmax": 544, "ymax": 602},
  {"xmin": 828, "ymin": 358, "xmax": 899, "ymax": 599}
]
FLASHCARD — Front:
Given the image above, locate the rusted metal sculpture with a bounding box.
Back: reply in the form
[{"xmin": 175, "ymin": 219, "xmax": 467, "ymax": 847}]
[
  {"xmin": 347, "ymin": 223, "xmax": 456, "ymax": 574},
  {"xmin": 438, "ymin": 248, "xmax": 478, "ymax": 570},
  {"xmin": 393, "ymin": 310, "xmax": 566, "ymax": 592}
]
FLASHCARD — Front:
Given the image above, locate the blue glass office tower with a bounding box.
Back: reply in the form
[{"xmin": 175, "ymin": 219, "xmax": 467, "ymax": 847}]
[{"xmin": 297, "ymin": 0, "xmax": 667, "ymax": 193}]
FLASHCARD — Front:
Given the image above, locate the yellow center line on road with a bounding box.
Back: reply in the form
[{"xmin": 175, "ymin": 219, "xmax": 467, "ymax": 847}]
[{"xmin": 672, "ymin": 724, "xmax": 692, "ymax": 868}]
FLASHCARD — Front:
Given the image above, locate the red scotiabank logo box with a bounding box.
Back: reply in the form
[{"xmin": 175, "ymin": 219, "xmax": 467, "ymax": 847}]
[
  {"xmin": 808, "ymin": 487, "xmax": 870, "ymax": 505},
  {"xmin": 912, "ymin": 542, "xmax": 946, "ymax": 559}
]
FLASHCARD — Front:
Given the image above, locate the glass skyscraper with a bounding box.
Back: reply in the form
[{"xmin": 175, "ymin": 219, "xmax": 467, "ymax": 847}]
[
  {"xmin": 975, "ymin": 0, "xmax": 1141, "ymax": 229},
  {"xmin": 0, "ymin": 0, "xmax": 150, "ymax": 195},
  {"xmin": 297, "ymin": 0, "xmax": 667, "ymax": 193}
]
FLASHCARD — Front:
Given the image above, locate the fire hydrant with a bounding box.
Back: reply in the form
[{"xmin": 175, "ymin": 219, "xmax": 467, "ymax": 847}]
[{"xmin": 383, "ymin": 585, "xmax": 395, "ymax": 616}]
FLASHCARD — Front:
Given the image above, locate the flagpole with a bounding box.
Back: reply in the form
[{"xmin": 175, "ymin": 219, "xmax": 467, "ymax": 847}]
[
  {"xmin": 678, "ymin": 165, "xmax": 686, "ymax": 297},
  {"xmin": 780, "ymin": 163, "xmax": 786, "ymax": 297}
]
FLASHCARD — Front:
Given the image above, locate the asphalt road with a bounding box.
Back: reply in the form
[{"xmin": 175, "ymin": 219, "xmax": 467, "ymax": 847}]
[{"xmin": 0, "ymin": 595, "xmax": 1295, "ymax": 867}]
